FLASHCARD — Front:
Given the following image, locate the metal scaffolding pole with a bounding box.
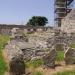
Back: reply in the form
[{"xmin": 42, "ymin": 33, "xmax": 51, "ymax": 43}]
[{"xmin": 54, "ymin": 0, "xmax": 74, "ymax": 27}]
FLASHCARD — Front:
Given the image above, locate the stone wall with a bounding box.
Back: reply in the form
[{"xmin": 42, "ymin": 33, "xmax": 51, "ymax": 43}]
[
  {"xmin": 61, "ymin": 9, "xmax": 75, "ymax": 33},
  {"xmin": 4, "ymin": 27, "xmax": 75, "ymax": 71},
  {"xmin": 0, "ymin": 24, "xmax": 53, "ymax": 35}
]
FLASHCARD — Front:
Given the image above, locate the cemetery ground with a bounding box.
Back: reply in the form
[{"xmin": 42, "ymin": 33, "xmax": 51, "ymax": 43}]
[{"xmin": 0, "ymin": 35, "xmax": 75, "ymax": 75}]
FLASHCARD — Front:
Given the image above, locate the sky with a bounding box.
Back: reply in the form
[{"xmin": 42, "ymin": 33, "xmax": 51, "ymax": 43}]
[
  {"xmin": 0, "ymin": 0, "xmax": 54, "ymax": 26},
  {"xmin": 0, "ymin": 0, "xmax": 75, "ymax": 26}
]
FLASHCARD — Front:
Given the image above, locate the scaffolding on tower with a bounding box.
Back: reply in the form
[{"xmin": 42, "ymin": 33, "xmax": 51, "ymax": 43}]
[{"xmin": 54, "ymin": 0, "xmax": 74, "ymax": 27}]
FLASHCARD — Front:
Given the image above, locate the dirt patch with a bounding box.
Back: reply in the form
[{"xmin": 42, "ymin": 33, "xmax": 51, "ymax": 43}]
[
  {"xmin": 35, "ymin": 62, "xmax": 75, "ymax": 75},
  {"xmin": 3, "ymin": 62, "xmax": 75, "ymax": 75}
]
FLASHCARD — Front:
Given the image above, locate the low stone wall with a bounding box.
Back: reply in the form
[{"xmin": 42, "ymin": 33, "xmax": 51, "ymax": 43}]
[{"xmin": 0, "ymin": 24, "xmax": 53, "ymax": 35}]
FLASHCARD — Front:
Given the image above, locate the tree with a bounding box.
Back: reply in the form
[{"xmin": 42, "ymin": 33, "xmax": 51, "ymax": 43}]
[{"xmin": 26, "ymin": 16, "xmax": 48, "ymax": 26}]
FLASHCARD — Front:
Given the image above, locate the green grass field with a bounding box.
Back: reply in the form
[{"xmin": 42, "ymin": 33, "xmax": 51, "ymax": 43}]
[
  {"xmin": 0, "ymin": 35, "xmax": 10, "ymax": 75},
  {"xmin": 54, "ymin": 70, "xmax": 75, "ymax": 75}
]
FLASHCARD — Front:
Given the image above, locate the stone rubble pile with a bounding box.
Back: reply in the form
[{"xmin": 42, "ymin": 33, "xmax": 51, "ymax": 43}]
[
  {"xmin": 5, "ymin": 28, "xmax": 55, "ymax": 61},
  {"xmin": 4, "ymin": 27, "xmax": 75, "ymax": 75}
]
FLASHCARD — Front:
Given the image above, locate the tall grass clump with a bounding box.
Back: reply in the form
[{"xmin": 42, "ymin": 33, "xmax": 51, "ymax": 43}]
[{"xmin": 56, "ymin": 51, "xmax": 64, "ymax": 62}]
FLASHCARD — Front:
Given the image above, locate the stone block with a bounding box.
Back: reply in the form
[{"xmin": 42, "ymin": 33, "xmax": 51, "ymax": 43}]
[
  {"xmin": 43, "ymin": 49, "xmax": 56, "ymax": 68},
  {"xmin": 9, "ymin": 55, "xmax": 25, "ymax": 75},
  {"xmin": 64, "ymin": 48, "xmax": 75, "ymax": 65}
]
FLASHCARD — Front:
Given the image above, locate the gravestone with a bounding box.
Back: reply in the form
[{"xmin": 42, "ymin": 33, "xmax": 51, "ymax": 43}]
[
  {"xmin": 43, "ymin": 49, "xmax": 56, "ymax": 68},
  {"xmin": 64, "ymin": 48, "xmax": 75, "ymax": 65},
  {"xmin": 9, "ymin": 55, "xmax": 25, "ymax": 75}
]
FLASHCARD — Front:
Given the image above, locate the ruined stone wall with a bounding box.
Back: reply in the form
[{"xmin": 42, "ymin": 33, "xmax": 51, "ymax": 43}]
[
  {"xmin": 4, "ymin": 27, "xmax": 75, "ymax": 71},
  {"xmin": 0, "ymin": 24, "xmax": 25, "ymax": 35},
  {"xmin": 61, "ymin": 9, "xmax": 75, "ymax": 33},
  {"xmin": 0, "ymin": 24, "xmax": 53, "ymax": 35}
]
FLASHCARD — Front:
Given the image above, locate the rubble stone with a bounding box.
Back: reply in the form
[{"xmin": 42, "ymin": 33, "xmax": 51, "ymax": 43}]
[
  {"xmin": 64, "ymin": 48, "xmax": 75, "ymax": 65},
  {"xmin": 43, "ymin": 49, "xmax": 56, "ymax": 68},
  {"xmin": 9, "ymin": 55, "xmax": 25, "ymax": 75}
]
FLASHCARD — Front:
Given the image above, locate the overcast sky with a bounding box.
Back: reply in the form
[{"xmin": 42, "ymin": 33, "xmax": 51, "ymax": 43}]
[{"xmin": 0, "ymin": 0, "xmax": 75, "ymax": 26}]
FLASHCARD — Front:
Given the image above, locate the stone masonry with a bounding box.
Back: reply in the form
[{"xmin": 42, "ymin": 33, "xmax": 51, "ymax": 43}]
[{"xmin": 61, "ymin": 9, "xmax": 75, "ymax": 33}]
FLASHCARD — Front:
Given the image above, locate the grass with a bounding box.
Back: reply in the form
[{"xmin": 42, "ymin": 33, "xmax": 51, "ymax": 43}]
[
  {"xmin": 0, "ymin": 35, "xmax": 10, "ymax": 75},
  {"xmin": 26, "ymin": 59, "xmax": 44, "ymax": 68},
  {"xmin": 56, "ymin": 51, "xmax": 64, "ymax": 62},
  {"xmin": 32, "ymin": 71, "xmax": 43, "ymax": 75},
  {"xmin": 53, "ymin": 70, "xmax": 75, "ymax": 75},
  {"xmin": 70, "ymin": 43, "xmax": 75, "ymax": 49}
]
